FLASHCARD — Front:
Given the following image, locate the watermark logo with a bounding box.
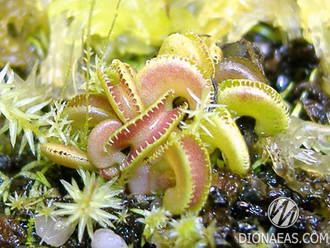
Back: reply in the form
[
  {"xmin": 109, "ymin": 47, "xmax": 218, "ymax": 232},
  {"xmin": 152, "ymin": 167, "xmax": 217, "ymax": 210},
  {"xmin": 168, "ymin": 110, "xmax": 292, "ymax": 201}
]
[
  {"xmin": 238, "ymin": 197, "xmax": 329, "ymax": 245},
  {"xmin": 268, "ymin": 197, "xmax": 299, "ymax": 228}
]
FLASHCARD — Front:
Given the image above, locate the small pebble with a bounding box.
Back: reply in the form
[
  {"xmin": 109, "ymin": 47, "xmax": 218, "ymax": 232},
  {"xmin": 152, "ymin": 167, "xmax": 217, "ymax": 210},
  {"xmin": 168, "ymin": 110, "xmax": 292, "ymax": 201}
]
[{"xmin": 91, "ymin": 228, "xmax": 128, "ymax": 248}]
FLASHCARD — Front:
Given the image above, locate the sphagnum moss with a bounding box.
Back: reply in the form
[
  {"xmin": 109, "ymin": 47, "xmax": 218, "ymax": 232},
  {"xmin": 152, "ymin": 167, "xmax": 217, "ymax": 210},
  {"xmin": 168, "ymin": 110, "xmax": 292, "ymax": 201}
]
[{"xmin": 53, "ymin": 169, "xmax": 123, "ymax": 243}]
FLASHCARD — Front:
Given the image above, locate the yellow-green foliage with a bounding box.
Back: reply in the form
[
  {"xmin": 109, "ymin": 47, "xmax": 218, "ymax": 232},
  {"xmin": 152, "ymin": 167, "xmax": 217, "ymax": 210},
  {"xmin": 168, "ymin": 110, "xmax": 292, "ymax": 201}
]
[
  {"xmin": 40, "ymin": 0, "xmax": 200, "ymax": 98},
  {"xmin": 3, "ymin": 0, "xmax": 330, "ymax": 97},
  {"xmin": 0, "ymin": 64, "xmax": 50, "ymax": 154},
  {"xmin": 0, "ymin": 0, "xmax": 48, "ymax": 70}
]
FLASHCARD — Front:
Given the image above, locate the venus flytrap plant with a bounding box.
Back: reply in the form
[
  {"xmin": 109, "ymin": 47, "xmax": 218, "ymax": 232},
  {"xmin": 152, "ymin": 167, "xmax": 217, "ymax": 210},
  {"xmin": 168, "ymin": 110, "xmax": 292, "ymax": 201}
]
[
  {"xmin": 180, "ymin": 78, "xmax": 289, "ymax": 175},
  {"xmin": 41, "ymin": 32, "xmax": 291, "ymax": 219}
]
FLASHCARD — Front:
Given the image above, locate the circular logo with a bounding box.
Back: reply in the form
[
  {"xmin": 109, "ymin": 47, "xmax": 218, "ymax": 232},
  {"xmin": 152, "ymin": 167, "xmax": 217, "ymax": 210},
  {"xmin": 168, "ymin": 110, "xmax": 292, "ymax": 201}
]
[{"xmin": 268, "ymin": 197, "xmax": 299, "ymax": 228}]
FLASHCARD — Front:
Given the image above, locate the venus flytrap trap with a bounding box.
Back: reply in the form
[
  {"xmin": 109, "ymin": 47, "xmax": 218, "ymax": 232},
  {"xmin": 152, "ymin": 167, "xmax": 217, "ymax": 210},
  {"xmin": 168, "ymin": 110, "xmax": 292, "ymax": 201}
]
[
  {"xmin": 64, "ymin": 93, "xmax": 117, "ymax": 130},
  {"xmin": 199, "ymin": 107, "xmax": 251, "ymax": 175},
  {"xmin": 142, "ymin": 131, "xmax": 211, "ymax": 215},
  {"xmin": 41, "ymin": 142, "xmax": 95, "ymax": 171},
  {"xmin": 157, "ymin": 31, "xmax": 221, "ymax": 79},
  {"xmin": 136, "ymin": 54, "xmax": 214, "ymax": 110},
  {"xmin": 217, "ymin": 79, "xmax": 289, "ymax": 136},
  {"xmin": 97, "ymin": 59, "xmax": 145, "ymax": 123}
]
